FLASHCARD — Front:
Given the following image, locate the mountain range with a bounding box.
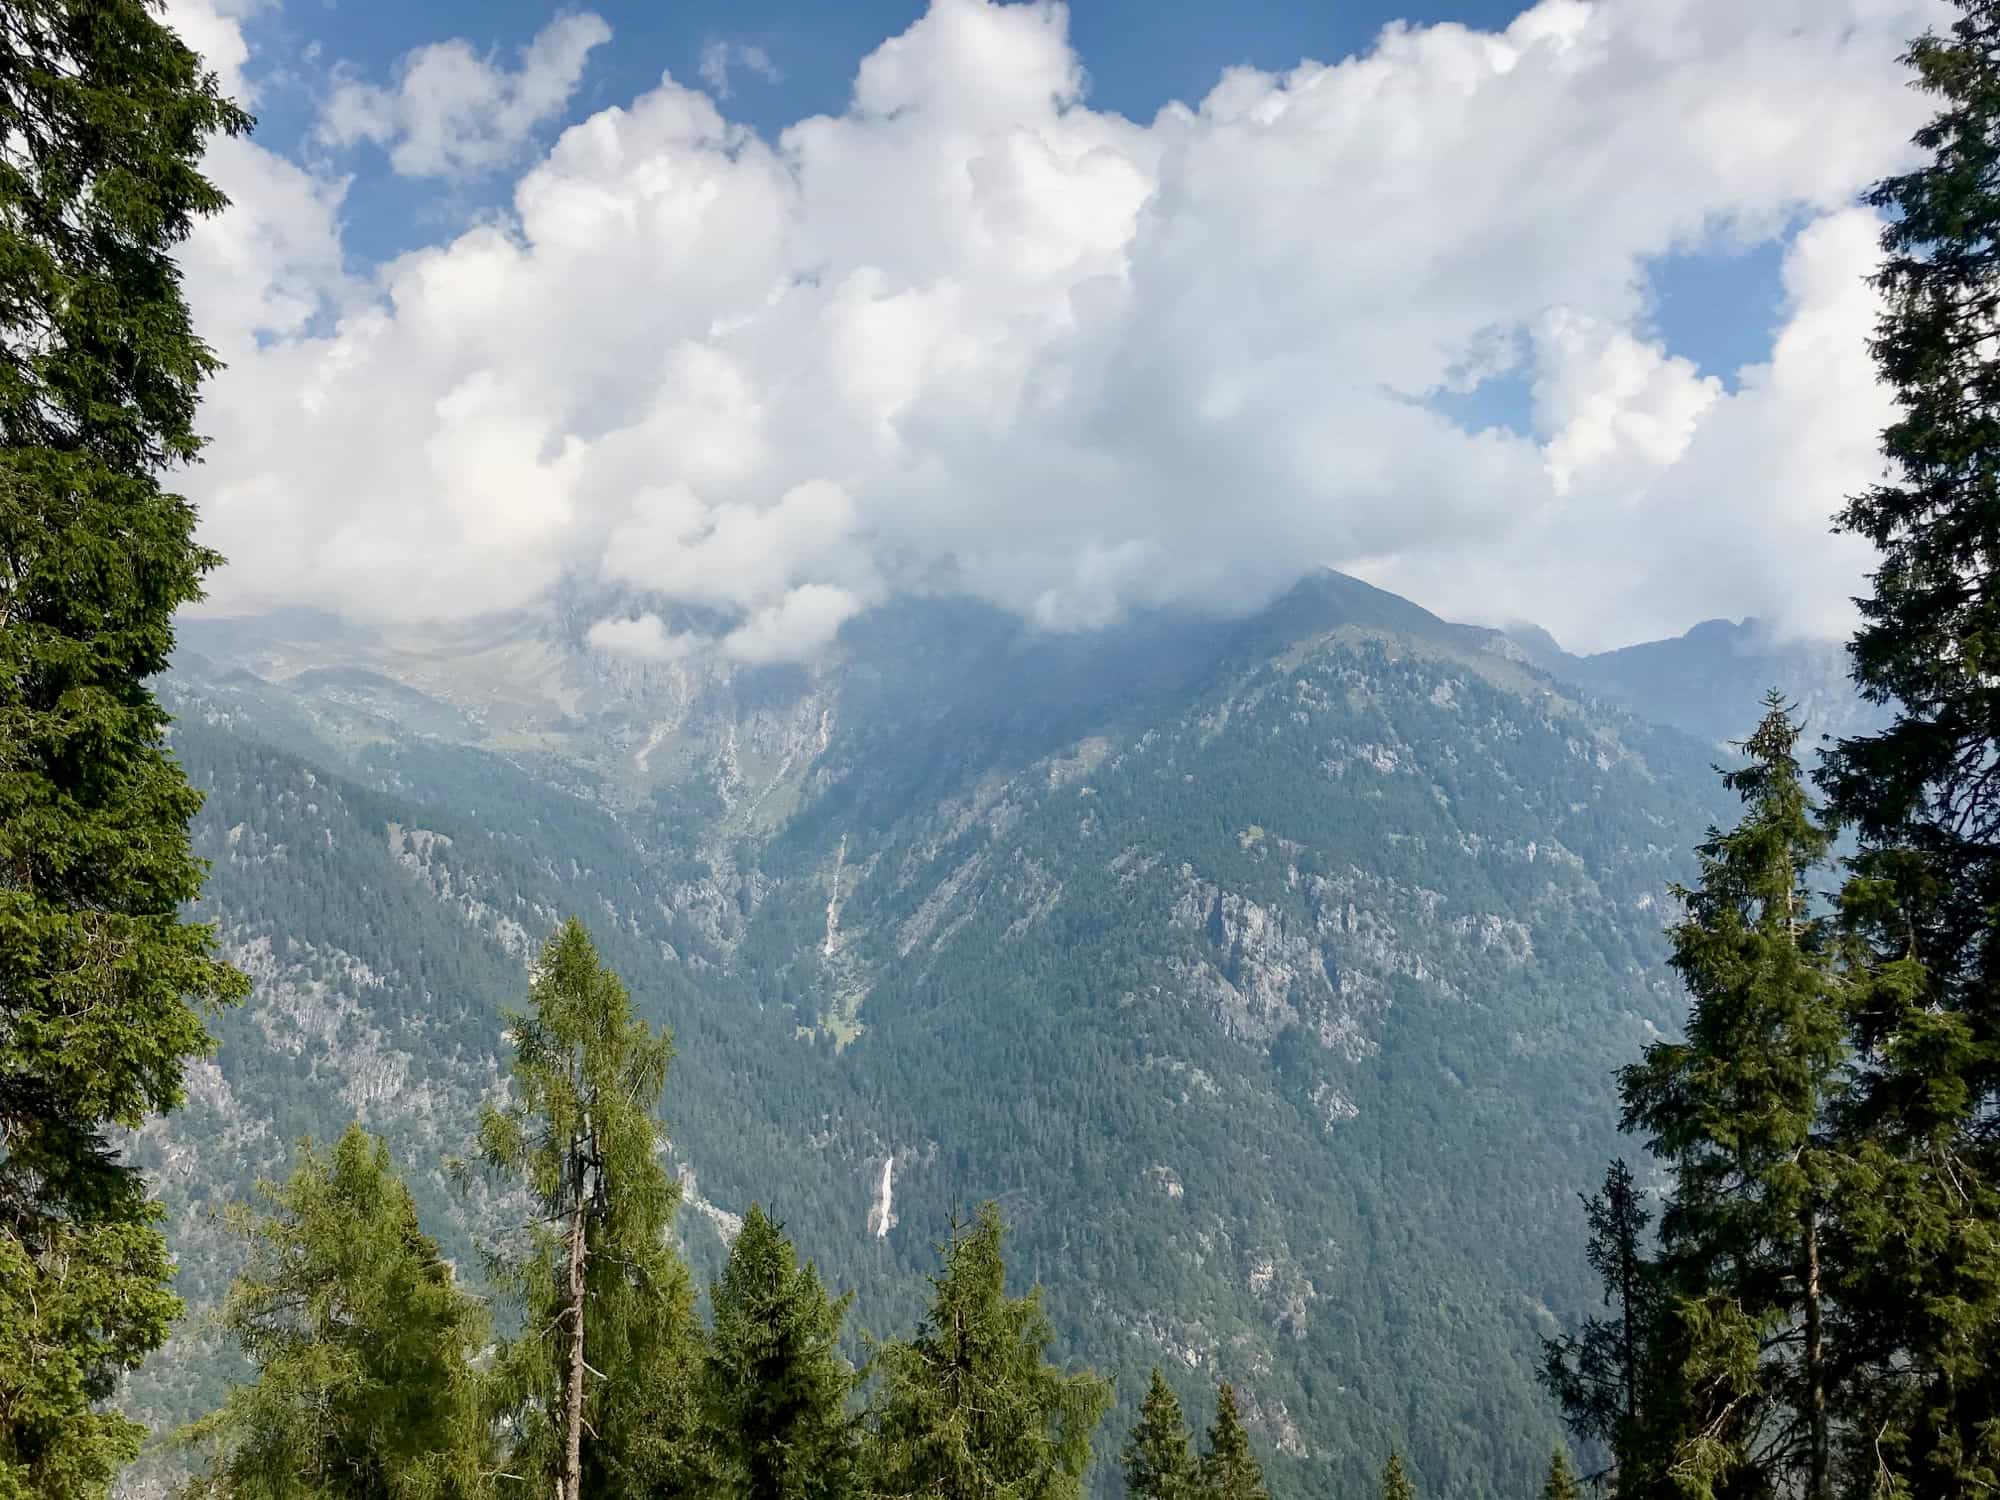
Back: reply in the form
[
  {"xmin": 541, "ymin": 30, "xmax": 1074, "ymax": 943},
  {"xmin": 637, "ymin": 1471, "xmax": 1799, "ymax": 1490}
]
[{"xmin": 121, "ymin": 571, "xmax": 1877, "ymax": 1499}]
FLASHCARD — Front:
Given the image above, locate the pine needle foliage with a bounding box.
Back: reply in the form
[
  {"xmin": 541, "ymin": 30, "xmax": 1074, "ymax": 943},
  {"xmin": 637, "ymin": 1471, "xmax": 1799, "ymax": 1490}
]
[
  {"xmin": 1818, "ymin": 3, "xmax": 2000, "ymax": 1490},
  {"xmin": 704, "ymin": 1203, "xmax": 861, "ymax": 1500},
  {"xmin": 1619, "ymin": 695, "xmax": 1848, "ymax": 1499},
  {"xmin": 0, "ymin": 1, "xmax": 251, "ymax": 1492},
  {"xmin": 1122, "ymin": 1370, "xmax": 1198, "ymax": 1500},
  {"xmin": 176, "ymin": 1127, "xmax": 492, "ymax": 1500},
  {"xmin": 1538, "ymin": 1158, "xmax": 1658, "ymax": 1467},
  {"xmin": 866, "ymin": 1202, "xmax": 1111, "ymax": 1500},
  {"xmin": 1195, "ymin": 1384, "xmax": 1267, "ymax": 1500},
  {"xmin": 1825, "ymin": 0, "xmax": 2000, "ymax": 1042}
]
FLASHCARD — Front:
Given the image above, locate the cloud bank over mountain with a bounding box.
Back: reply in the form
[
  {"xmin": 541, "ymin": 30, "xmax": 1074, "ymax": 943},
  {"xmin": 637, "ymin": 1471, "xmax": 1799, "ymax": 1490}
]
[{"xmin": 168, "ymin": 0, "xmax": 1939, "ymax": 659}]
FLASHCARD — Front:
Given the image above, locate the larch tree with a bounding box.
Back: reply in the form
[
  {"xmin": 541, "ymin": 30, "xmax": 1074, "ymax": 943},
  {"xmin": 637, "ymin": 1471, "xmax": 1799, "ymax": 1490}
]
[
  {"xmin": 703, "ymin": 1204, "xmax": 859, "ymax": 1500},
  {"xmin": 176, "ymin": 1126, "xmax": 492, "ymax": 1500},
  {"xmin": 1541, "ymin": 1448, "xmax": 1580, "ymax": 1500},
  {"xmin": 1195, "ymin": 1384, "xmax": 1267, "ymax": 1500},
  {"xmin": 479, "ymin": 920, "xmax": 710, "ymax": 1500},
  {"xmin": 1123, "ymin": 1370, "xmax": 1198, "ymax": 1500},
  {"xmin": 1379, "ymin": 1450, "xmax": 1417, "ymax": 1500},
  {"xmin": 1817, "ymin": 1, "xmax": 2000, "ymax": 1490},
  {"xmin": 865, "ymin": 1202, "xmax": 1111, "ymax": 1500},
  {"xmin": 1619, "ymin": 696, "xmax": 1848, "ymax": 1499},
  {"xmin": 0, "ymin": 1, "xmax": 250, "ymax": 1493}
]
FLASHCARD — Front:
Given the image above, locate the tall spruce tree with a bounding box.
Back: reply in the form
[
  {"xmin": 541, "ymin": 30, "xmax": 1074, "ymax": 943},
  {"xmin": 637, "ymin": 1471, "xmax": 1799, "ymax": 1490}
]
[
  {"xmin": 1817, "ymin": 3, "xmax": 2000, "ymax": 1491},
  {"xmin": 1824, "ymin": 0, "xmax": 2000, "ymax": 1055},
  {"xmin": 1619, "ymin": 697, "xmax": 1848, "ymax": 1499},
  {"xmin": 1539, "ymin": 1158, "xmax": 1658, "ymax": 1468},
  {"xmin": 1380, "ymin": 1450, "xmax": 1417, "ymax": 1500},
  {"xmin": 866, "ymin": 1203, "xmax": 1111, "ymax": 1500},
  {"xmin": 479, "ymin": 920, "xmax": 710, "ymax": 1500},
  {"xmin": 0, "ymin": 2, "xmax": 250, "ymax": 1493},
  {"xmin": 177, "ymin": 1127, "xmax": 491, "ymax": 1500},
  {"xmin": 703, "ymin": 1204, "xmax": 859, "ymax": 1500},
  {"xmin": 1124, "ymin": 1371, "xmax": 1198, "ymax": 1500},
  {"xmin": 1195, "ymin": 1384, "xmax": 1267, "ymax": 1500}
]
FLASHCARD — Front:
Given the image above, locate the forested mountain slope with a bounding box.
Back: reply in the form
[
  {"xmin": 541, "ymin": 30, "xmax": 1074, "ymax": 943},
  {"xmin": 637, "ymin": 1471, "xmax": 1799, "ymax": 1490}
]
[{"xmin": 129, "ymin": 572, "xmax": 1784, "ymax": 1498}]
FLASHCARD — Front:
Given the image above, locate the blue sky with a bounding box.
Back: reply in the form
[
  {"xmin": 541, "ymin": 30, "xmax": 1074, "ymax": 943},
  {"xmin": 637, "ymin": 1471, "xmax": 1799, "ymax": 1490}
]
[
  {"xmin": 174, "ymin": 0, "xmax": 1929, "ymax": 653},
  {"xmin": 238, "ymin": 0, "xmax": 1789, "ymax": 426},
  {"xmin": 251, "ymin": 3, "xmax": 1542, "ymax": 258},
  {"xmin": 265, "ymin": 0, "xmax": 1529, "ymax": 131}
]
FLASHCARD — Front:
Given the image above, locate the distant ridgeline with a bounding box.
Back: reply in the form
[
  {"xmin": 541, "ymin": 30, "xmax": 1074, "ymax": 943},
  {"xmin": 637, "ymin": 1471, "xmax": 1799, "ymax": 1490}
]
[
  {"xmin": 121, "ymin": 569, "xmax": 1850, "ymax": 1498},
  {"xmin": 1503, "ymin": 615, "xmax": 1887, "ymax": 752}
]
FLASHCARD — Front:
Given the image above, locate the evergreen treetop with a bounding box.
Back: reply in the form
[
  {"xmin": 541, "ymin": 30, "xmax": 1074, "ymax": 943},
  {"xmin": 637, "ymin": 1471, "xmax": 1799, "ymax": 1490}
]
[
  {"xmin": 1828, "ymin": 0, "xmax": 2000, "ymax": 1032},
  {"xmin": 1123, "ymin": 1370, "xmax": 1198, "ymax": 1500},
  {"xmin": 479, "ymin": 920, "xmax": 709, "ymax": 1500},
  {"xmin": 1380, "ymin": 1449, "xmax": 1417, "ymax": 1500},
  {"xmin": 1539, "ymin": 1157, "xmax": 1657, "ymax": 1466},
  {"xmin": 704, "ymin": 1203, "xmax": 859, "ymax": 1500},
  {"xmin": 867, "ymin": 1202, "xmax": 1111, "ymax": 1500},
  {"xmin": 1618, "ymin": 696, "xmax": 1848, "ymax": 1497},
  {"xmin": 177, "ymin": 1126, "xmax": 491, "ymax": 1500},
  {"xmin": 1197, "ymin": 1384, "xmax": 1268, "ymax": 1500},
  {"xmin": 1540, "ymin": 1448, "xmax": 1579, "ymax": 1500}
]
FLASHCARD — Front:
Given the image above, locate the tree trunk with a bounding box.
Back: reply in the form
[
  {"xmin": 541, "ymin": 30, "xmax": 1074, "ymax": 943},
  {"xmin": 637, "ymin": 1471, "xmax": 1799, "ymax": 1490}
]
[
  {"xmin": 1619, "ymin": 1230, "xmax": 1639, "ymax": 1426},
  {"xmin": 562, "ymin": 1139, "xmax": 590, "ymax": 1500},
  {"xmin": 1804, "ymin": 1199, "xmax": 1827, "ymax": 1500}
]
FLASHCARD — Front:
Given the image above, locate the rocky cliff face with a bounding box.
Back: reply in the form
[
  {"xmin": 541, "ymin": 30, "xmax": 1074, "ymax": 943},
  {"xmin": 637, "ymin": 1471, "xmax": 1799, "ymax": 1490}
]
[{"xmin": 133, "ymin": 575, "xmax": 1759, "ymax": 1499}]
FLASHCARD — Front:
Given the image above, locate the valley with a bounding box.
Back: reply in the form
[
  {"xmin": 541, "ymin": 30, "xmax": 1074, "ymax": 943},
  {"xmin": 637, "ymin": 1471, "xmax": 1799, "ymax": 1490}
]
[{"xmin": 122, "ymin": 572, "xmax": 1845, "ymax": 1498}]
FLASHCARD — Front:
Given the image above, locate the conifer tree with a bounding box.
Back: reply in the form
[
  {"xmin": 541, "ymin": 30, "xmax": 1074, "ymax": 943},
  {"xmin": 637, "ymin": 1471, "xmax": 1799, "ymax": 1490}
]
[
  {"xmin": 1538, "ymin": 1160, "xmax": 1657, "ymax": 1464},
  {"xmin": 1816, "ymin": 3, "xmax": 2000, "ymax": 1489},
  {"xmin": 1196, "ymin": 1384, "xmax": 1267, "ymax": 1500},
  {"xmin": 1380, "ymin": 1449, "xmax": 1417, "ymax": 1500},
  {"xmin": 703, "ymin": 1204, "xmax": 859, "ymax": 1500},
  {"xmin": 177, "ymin": 1127, "xmax": 491, "ymax": 1500},
  {"xmin": 1824, "ymin": 0, "xmax": 2000, "ymax": 1047},
  {"xmin": 1618, "ymin": 696, "xmax": 1848, "ymax": 1499},
  {"xmin": 1124, "ymin": 1370, "xmax": 1198, "ymax": 1500},
  {"xmin": 866, "ymin": 1203, "xmax": 1111, "ymax": 1500},
  {"xmin": 0, "ymin": 2, "xmax": 251, "ymax": 1492},
  {"xmin": 480, "ymin": 920, "xmax": 710, "ymax": 1500},
  {"xmin": 1541, "ymin": 1448, "xmax": 1580, "ymax": 1500}
]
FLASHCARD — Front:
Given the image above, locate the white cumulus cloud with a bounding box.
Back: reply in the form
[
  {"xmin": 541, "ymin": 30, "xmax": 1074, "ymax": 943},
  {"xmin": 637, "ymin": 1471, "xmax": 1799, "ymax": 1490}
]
[
  {"xmin": 175, "ymin": 0, "xmax": 1947, "ymax": 661},
  {"xmin": 319, "ymin": 12, "xmax": 611, "ymax": 178},
  {"xmin": 699, "ymin": 39, "xmax": 782, "ymax": 100},
  {"xmin": 162, "ymin": 0, "xmax": 266, "ymax": 104}
]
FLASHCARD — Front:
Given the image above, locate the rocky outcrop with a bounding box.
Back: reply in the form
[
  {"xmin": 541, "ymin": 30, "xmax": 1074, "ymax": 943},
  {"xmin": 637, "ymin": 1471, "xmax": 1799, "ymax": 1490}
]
[{"xmin": 1169, "ymin": 866, "xmax": 1372, "ymax": 1056}]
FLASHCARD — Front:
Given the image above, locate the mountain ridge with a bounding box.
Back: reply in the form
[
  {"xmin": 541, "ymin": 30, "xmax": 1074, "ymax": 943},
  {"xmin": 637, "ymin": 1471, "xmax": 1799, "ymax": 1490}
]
[
  {"xmin": 125, "ymin": 571, "xmax": 1864, "ymax": 1497},
  {"xmin": 1502, "ymin": 611, "xmax": 1881, "ymax": 749}
]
